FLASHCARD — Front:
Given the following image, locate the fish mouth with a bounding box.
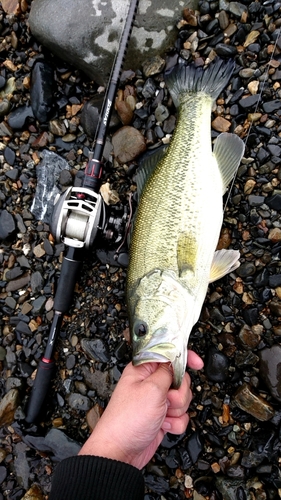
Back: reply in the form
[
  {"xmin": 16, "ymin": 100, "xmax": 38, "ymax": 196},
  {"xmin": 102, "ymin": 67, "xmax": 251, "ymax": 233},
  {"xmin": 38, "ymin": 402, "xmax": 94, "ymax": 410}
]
[
  {"xmin": 133, "ymin": 328, "xmax": 179, "ymax": 365},
  {"xmin": 133, "ymin": 342, "xmax": 178, "ymax": 365},
  {"xmin": 132, "ymin": 328, "xmax": 187, "ymax": 388}
]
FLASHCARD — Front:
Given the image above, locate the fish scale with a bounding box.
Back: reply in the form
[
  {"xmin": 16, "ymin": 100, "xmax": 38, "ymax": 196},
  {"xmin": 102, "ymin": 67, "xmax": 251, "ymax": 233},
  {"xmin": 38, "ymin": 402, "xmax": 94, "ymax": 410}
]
[{"xmin": 128, "ymin": 94, "xmax": 220, "ymax": 291}]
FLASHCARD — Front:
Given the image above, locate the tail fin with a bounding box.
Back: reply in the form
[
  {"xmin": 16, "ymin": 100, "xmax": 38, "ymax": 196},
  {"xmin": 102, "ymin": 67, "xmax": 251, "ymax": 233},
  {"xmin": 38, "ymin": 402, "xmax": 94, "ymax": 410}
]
[{"xmin": 165, "ymin": 58, "xmax": 235, "ymax": 108}]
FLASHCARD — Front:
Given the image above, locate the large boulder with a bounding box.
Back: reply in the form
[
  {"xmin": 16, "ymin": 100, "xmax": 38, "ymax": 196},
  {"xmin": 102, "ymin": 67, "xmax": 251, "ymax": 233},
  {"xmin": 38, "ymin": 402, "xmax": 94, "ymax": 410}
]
[{"xmin": 29, "ymin": 0, "xmax": 198, "ymax": 85}]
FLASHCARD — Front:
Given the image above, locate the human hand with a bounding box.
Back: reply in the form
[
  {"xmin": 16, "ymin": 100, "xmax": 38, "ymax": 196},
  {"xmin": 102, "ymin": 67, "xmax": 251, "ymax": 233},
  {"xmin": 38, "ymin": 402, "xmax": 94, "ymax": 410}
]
[{"xmin": 78, "ymin": 351, "xmax": 203, "ymax": 469}]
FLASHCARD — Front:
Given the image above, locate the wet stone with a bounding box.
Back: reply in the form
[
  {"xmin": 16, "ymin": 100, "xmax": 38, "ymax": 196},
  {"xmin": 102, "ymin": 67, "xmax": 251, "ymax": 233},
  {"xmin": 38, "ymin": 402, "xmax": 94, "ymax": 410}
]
[
  {"xmin": 268, "ymin": 274, "xmax": 281, "ymax": 288},
  {"xmin": 81, "ymin": 338, "xmax": 110, "ymax": 363},
  {"xmin": 32, "ymin": 296, "xmax": 46, "ymax": 315},
  {"xmin": 142, "ymin": 55, "xmax": 165, "ymax": 77},
  {"xmin": 67, "ymin": 393, "xmax": 91, "ymax": 411},
  {"xmin": 30, "ymin": 271, "xmax": 44, "ymax": 295},
  {"xmin": 259, "ymin": 344, "xmax": 281, "ymax": 402},
  {"xmin": 262, "ymin": 100, "xmax": 281, "ymax": 113},
  {"xmin": 238, "ymin": 324, "xmax": 260, "ymax": 349},
  {"xmin": 0, "ymin": 389, "xmax": 20, "ymax": 426},
  {"xmin": 204, "ymin": 346, "xmax": 229, "ymax": 382},
  {"xmin": 7, "ymin": 104, "xmax": 34, "ymax": 129},
  {"xmin": 236, "ymin": 262, "xmax": 256, "ymax": 278},
  {"xmin": 242, "ymin": 307, "xmax": 259, "ymax": 326},
  {"xmin": 44, "ymin": 428, "xmax": 81, "ymax": 461},
  {"xmin": 233, "ymin": 383, "xmax": 275, "ymax": 421},
  {"xmin": 65, "ymin": 354, "xmax": 76, "ymax": 370},
  {"xmin": 112, "ymin": 126, "xmax": 146, "ymax": 163},
  {"xmin": 269, "ymin": 300, "xmax": 281, "ymax": 317},
  {"xmin": 239, "ymin": 94, "xmax": 259, "ymax": 109},
  {"xmin": 248, "ymin": 195, "xmax": 265, "ymax": 206},
  {"xmin": 186, "ymin": 431, "xmax": 203, "ymax": 464},
  {"xmin": 4, "ymin": 146, "xmax": 16, "ymax": 165},
  {"xmin": 0, "ymin": 210, "xmax": 16, "ymax": 240},
  {"xmin": 265, "ymin": 193, "xmax": 281, "ymax": 210},
  {"xmin": 30, "ymin": 61, "xmax": 54, "ymax": 123}
]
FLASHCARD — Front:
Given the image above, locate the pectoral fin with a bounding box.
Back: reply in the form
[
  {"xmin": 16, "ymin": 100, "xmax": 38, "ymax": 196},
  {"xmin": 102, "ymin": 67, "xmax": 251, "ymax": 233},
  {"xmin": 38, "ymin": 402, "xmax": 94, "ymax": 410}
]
[
  {"xmin": 177, "ymin": 232, "xmax": 197, "ymax": 279},
  {"xmin": 134, "ymin": 145, "xmax": 168, "ymax": 201},
  {"xmin": 213, "ymin": 133, "xmax": 245, "ymax": 194},
  {"xmin": 209, "ymin": 249, "xmax": 240, "ymax": 283}
]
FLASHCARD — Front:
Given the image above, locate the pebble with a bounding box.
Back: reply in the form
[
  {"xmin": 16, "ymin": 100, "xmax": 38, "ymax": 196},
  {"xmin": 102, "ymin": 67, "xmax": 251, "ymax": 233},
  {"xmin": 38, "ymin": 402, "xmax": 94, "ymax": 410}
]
[
  {"xmin": 142, "ymin": 55, "xmax": 165, "ymax": 77},
  {"xmin": 67, "ymin": 393, "xmax": 91, "ymax": 411},
  {"xmin": 0, "ymin": 389, "xmax": 20, "ymax": 426},
  {"xmin": 0, "ymin": 210, "xmax": 16, "ymax": 240},
  {"xmin": 81, "ymin": 338, "xmax": 111, "ymax": 363},
  {"xmin": 259, "ymin": 345, "xmax": 281, "ymax": 403},
  {"xmin": 233, "ymin": 383, "xmax": 275, "ymax": 421},
  {"xmin": 30, "ymin": 61, "xmax": 54, "ymax": 123},
  {"xmin": 112, "ymin": 126, "xmax": 146, "ymax": 163},
  {"xmin": 204, "ymin": 346, "xmax": 229, "ymax": 383}
]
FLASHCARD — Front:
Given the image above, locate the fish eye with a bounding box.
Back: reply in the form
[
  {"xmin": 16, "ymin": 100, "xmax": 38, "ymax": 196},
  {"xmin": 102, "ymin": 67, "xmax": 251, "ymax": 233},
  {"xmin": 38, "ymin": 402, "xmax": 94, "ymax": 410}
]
[{"xmin": 134, "ymin": 321, "xmax": 148, "ymax": 337}]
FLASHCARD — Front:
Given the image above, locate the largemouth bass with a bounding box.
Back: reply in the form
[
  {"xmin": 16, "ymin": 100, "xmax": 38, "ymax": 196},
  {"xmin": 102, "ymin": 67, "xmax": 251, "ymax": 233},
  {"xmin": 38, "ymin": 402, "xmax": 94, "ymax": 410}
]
[{"xmin": 127, "ymin": 58, "xmax": 245, "ymax": 387}]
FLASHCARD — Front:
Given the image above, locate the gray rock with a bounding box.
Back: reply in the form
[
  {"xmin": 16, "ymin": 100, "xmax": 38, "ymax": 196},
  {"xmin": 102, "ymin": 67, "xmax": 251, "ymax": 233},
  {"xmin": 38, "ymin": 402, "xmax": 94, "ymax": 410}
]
[
  {"xmin": 259, "ymin": 345, "xmax": 281, "ymax": 403},
  {"xmin": 44, "ymin": 428, "xmax": 81, "ymax": 461},
  {"xmin": 29, "ymin": 0, "xmax": 198, "ymax": 85},
  {"xmin": 67, "ymin": 393, "xmax": 91, "ymax": 411}
]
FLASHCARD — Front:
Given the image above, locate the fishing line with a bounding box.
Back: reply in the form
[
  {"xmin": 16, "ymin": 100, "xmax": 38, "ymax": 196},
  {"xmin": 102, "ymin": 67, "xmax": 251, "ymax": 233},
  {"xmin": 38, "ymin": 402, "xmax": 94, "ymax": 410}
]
[{"xmin": 223, "ymin": 26, "xmax": 281, "ymax": 212}]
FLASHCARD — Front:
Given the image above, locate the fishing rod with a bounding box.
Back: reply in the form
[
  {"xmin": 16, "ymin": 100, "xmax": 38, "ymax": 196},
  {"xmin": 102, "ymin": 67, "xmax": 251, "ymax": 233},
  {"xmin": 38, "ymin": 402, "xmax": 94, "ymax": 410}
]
[{"xmin": 25, "ymin": 0, "xmax": 139, "ymax": 424}]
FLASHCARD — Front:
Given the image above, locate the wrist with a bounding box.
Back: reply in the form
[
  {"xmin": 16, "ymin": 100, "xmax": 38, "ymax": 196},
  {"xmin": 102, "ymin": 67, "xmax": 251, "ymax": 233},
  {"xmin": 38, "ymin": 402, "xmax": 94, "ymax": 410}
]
[{"xmin": 78, "ymin": 432, "xmax": 133, "ymax": 466}]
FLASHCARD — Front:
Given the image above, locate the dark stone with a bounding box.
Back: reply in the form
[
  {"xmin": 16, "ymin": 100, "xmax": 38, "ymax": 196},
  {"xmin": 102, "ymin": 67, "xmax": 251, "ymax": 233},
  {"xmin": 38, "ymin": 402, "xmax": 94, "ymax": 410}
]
[
  {"xmin": 186, "ymin": 431, "xmax": 203, "ymax": 464},
  {"xmin": 80, "ymin": 338, "xmax": 110, "ymax": 363},
  {"xmin": 239, "ymin": 94, "xmax": 259, "ymax": 109},
  {"xmin": 254, "ymin": 268, "xmax": 269, "ymax": 287},
  {"xmin": 30, "ymin": 271, "xmax": 44, "ymax": 295},
  {"xmin": 204, "ymin": 346, "xmax": 229, "ymax": 383},
  {"xmin": 4, "ymin": 146, "xmax": 16, "ymax": 165},
  {"xmin": 66, "ymin": 354, "xmax": 76, "ymax": 370},
  {"xmin": 0, "ymin": 466, "xmax": 7, "ymax": 484},
  {"xmin": 7, "ymin": 104, "xmax": 34, "ymax": 130},
  {"xmin": 259, "ymin": 345, "xmax": 281, "ymax": 402},
  {"xmin": 145, "ymin": 475, "xmax": 169, "ymax": 494},
  {"xmin": 161, "ymin": 432, "xmax": 185, "ymax": 449},
  {"xmin": 262, "ymin": 100, "xmax": 281, "ymax": 113},
  {"xmin": 268, "ymin": 274, "xmax": 281, "ymax": 288},
  {"xmin": 257, "ymin": 147, "xmax": 270, "ymax": 164},
  {"xmin": 15, "ymin": 321, "xmax": 32, "ymax": 336},
  {"xmin": 236, "ymin": 262, "xmax": 256, "ymax": 278},
  {"xmin": 0, "ymin": 210, "xmax": 16, "ymax": 241},
  {"xmin": 30, "ymin": 61, "xmax": 54, "ymax": 123},
  {"xmin": 0, "ymin": 76, "xmax": 6, "ymax": 89},
  {"xmin": 265, "ymin": 193, "xmax": 281, "ymax": 211},
  {"xmin": 32, "ymin": 296, "xmax": 46, "ymax": 314},
  {"xmin": 5, "ymin": 168, "xmax": 19, "ymax": 181},
  {"xmin": 242, "ymin": 307, "xmax": 259, "ymax": 326},
  {"xmin": 248, "ymin": 195, "xmax": 265, "ymax": 206},
  {"xmin": 215, "ymin": 43, "xmax": 237, "ymax": 57},
  {"xmin": 6, "ymin": 267, "xmax": 23, "ymax": 280}
]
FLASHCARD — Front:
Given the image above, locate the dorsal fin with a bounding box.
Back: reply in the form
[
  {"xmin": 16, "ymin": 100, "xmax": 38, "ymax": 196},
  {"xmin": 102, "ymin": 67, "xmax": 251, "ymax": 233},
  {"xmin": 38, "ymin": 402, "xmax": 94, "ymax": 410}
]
[{"xmin": 213, "ymin": 133, "xmax": 245, "ymax": 194}]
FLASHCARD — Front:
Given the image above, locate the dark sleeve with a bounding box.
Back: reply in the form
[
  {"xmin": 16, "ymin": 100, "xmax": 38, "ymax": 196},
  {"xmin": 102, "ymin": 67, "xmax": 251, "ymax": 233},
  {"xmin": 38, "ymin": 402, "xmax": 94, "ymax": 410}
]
[{"xmin": 48, "ymin": 455, "xmax": 145, "ymax": 500}]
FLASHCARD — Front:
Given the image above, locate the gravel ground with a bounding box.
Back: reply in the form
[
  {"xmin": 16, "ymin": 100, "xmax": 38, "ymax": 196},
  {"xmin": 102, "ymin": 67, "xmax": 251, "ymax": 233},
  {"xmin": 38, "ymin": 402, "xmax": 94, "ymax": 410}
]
[{"xmin": 0, "ymin": 1, "xmax": 281, "ymax": 499}]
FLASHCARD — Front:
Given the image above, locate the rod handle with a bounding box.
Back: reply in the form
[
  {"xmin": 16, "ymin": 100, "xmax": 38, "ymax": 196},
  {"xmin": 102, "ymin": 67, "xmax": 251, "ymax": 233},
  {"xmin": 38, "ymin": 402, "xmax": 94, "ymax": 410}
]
[
  {"xmin": 54, "ymin": 254, "xmax": 83, "ymax": 313},
  {"xmin": 25, "ymin": 359, "xmax": 55, "ymax": 423}
]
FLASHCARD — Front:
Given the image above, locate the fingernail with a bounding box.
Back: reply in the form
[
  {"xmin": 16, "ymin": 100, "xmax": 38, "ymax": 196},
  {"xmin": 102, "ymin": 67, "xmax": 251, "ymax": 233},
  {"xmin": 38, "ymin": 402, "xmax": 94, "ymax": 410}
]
[
  {"xmin": 166, "ymin": 399, "xmax": 171, "ymax": 407},
  {"xmin": 162, "ymin": 421, "xmax": 171, "ymax": 431}
]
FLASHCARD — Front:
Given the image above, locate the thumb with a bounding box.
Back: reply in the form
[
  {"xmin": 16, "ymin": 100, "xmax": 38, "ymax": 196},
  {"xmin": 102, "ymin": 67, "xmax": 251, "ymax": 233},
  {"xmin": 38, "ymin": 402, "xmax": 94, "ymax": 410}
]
[{"xmin": 147, "ymin": 362, "xmax": 173, "ymax": 394}]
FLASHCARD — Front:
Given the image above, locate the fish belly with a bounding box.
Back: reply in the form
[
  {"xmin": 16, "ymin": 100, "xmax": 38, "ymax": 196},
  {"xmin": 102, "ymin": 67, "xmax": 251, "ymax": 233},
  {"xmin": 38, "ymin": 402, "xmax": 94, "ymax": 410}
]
[{"xmin": 128, "ymin": 95, "xmax": 223, "ymax": 300}]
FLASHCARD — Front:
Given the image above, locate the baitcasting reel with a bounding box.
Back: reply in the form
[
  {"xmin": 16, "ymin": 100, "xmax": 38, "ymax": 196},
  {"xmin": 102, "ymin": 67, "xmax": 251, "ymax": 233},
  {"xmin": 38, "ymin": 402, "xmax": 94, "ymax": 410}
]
[{"xmin": 50, "ymin": 186, "xmax": 129, "ymax": 251}]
